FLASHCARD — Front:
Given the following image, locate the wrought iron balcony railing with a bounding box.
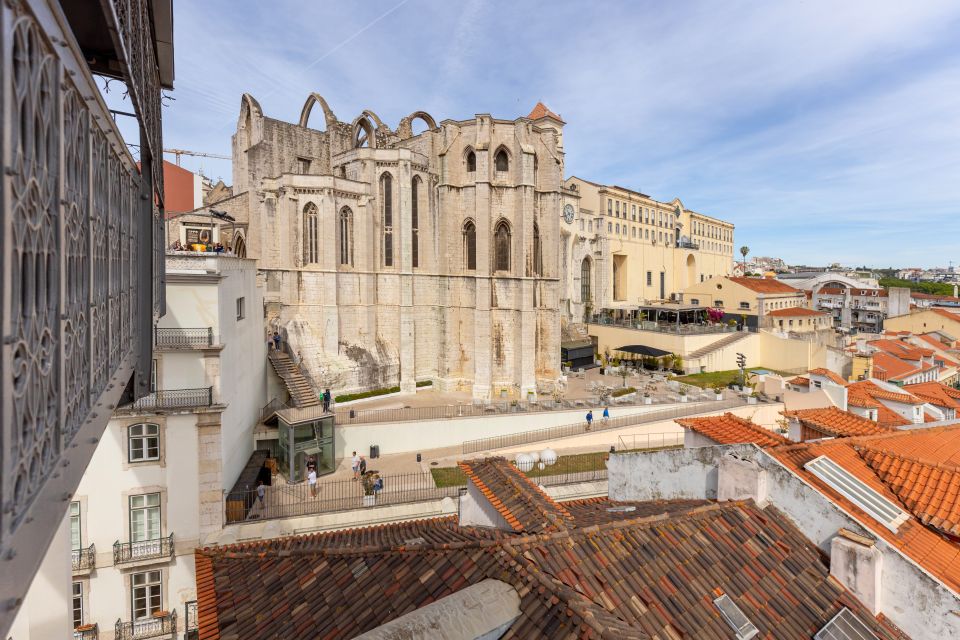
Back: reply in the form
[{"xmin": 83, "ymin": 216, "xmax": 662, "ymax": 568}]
[
  {"xmin": 115, "ymin": 609, "xmax": 177, "ymax": 640},
  {"xmin": 73, "ymin": 623, "xmax": 98, "ymax": 640},
  {"xmin": 113, "ymin": 534, "xmax": 174, "ymax": 565},
  {"xmin": 154, "ymin": 328, "xmax": 216, "ymax": 349},
  {"xmin": 128, "ymin": 387, "xmax": 214, "ymax": 411},
  {"xmin": 678, "ymin": 240, "xmax": 700, "ymax": 250},
  {"xmin": 72, "ymin": 543, "xmax": 96, "ymax": 573},
  {"xmin": 184, "ymin": 601, "xmax": 198, "ymax": 639}
]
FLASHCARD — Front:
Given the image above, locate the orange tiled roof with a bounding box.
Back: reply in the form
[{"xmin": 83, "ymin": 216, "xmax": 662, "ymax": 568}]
[
  {"xmin": 789, "ymin": 376, "xmax": 810, "ymax": 386},
  {"xmin": 767, "ymin": 306, "xmax": 827, "ymax": 317},
  {"xmin": 869, "ymin": 339, "xmax": 931, "ymax": 360},
  {"xmin": 782, "ymin": 406, "xmax": 893, "ymax": 437},
  {"xmin": 675, "ymin": 412, "xmax": 790, "ymax": 447},
  {"xmin": 858, "ymin": 447, "xmax": 960, "ymax": 537},
  {"xmin": 847, "ymin": 392, "xmax": 880, "ymax": 409},
  {"xmin": 768, "ymin": 425, "xmax": 960, "ymax": 591},
  {"xmin": 808, "ymin": 368, "xmax": 848, "ymax": 386},
  {"xmin": 458, "ymin": 457, "xmax": 572, "ymax": 533},
  {"xmin": 932, "ymin": 308, "xmax": 960, "ymax": 323},
  {"xmin": 526, "ymin": 101, "xmax": 564, "ymax": 122},
  {"xmin": 729, "ymin": 276, "xmax": 800, "ymax": 294},
  {"xmin": 904, "ymin": 382, "xmax": 960, "ymax": 411},
  {"xmin": 875, "ymin": 404, "xmax": 912, "ymax": 428},
  {"xmin": 872, "ymin": 351, "xmax": 924, "ymax": 381},
  {"xmin": 847, "ymin": 380, "xmax": 923, "ymax": 405}
]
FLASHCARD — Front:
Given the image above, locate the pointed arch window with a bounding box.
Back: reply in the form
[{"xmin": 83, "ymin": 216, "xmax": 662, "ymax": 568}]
[
  {"xmin": 533, "ymin": 154, "xmax": 539, "ymax": 185},
  {"xmin": 463, "ymin": 220, "xmax": 477, "ymax": 270},
  {"xmin": 494, "ymin": 219, "xmax": 511, "ymax": 272},
  {"xmin": 411, "ymin": 176, "xmax": 421, "ymax": 268},
  {"xmin": 581, "ymin": 257, "xmax": 592, "ymax": 303},
  {"xmin": 303, "ymin": 202, "xmax": 319, "ymax": 264},
  {"xmin": 380, "ymin": 173, "xmax": 393, "ymax": 267},
  {"xmin": 466, "ymin": 150, "xmax": 476, "ymax": 173},
  {"xmin": 532, "ymin": 222, "xmax": 542, "ymax": 276},
  {"xmin": 494, "ymin": 148, "xmax": 509, "ymax": 172},
  {"xmin": 338, "ymin": 207, "xmax": 353, "ymax": 266}
]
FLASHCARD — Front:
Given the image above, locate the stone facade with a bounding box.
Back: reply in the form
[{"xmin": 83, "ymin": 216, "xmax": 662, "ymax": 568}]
[{"xmin": 223, "ymin": 94, "xmax": 563, "ymax": 400}]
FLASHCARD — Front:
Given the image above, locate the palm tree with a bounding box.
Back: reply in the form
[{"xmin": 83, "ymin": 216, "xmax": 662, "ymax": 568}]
[{"xmin": 739, "ymin": 245, "xmax": 750, "ymax": 275}]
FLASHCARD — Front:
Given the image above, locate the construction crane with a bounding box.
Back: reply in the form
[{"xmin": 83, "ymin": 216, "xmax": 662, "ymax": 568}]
[{"xmin": 163, "ymin": 148, "xmax": 230, "ymax": 166}]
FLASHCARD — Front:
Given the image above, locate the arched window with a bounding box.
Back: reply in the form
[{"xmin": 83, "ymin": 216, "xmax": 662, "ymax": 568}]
[
  {"xmin": 233, "ymin": 234, "xmax": 246, "ymax": 258},
  {"xmin": 338, "ymin": 207, "xmax": 353, "ymax": 266},
  {"xmin": 411, "ymin": 176, "xmax": 420, "ymax": 268},
  {"xmin": 581, "ymin": 257, "xmax": 591, "ymax": 303},
  {"xmin": 494, "ymin": 219, "xmax": 511, "ymax": 272},
  {"xmin": 494, "ymin": 148, "xmax": 509, "ymax": 172},
  {"xmin": 463, "ymin": 220, "xmax": 477, "ymax": 270},
  {"xmin": 303, "ymin": 202, "xmax": 319, "ymax": 264},
  {"xmin": 533, "ymin": 154, "xmax": 539, "ymax": 185},
  {"xmin": 532, "ymin": 222, "xmax": 542, "ymax": 276},
  {"xmin": 380, "ymin": 173, "xmax": 393, "ymax": 267},
  {"xmin": 465, "ymin": 149, "xmax": 476, "ymax": 173}
]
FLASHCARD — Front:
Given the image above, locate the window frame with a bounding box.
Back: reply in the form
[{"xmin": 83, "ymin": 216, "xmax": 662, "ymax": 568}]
[
  {"xmin": 338, "ymin": 206, "xmax": 353, "ymax": 266},
  {"xmin": 462, "ymin": 220, "xmax": 477, "ymax": 271},
  {"xmin": 236, "ymin": 297, "xmax": 245, "ymax": 321},
  {"xmin": 131, "ymin": 570, "xmax": 163, "ymax": 622},
  {"xmin": 493, "ymin": 219, "xmax": 512, "ymax": 272},
  {"xmin": 72, "ymin": 581, "xmax": 83, "ymax": 628},
  {"xmin": 302, "ymin": 202, "xmax": 319, "ymax": 265},
  {"xmin": 70, "ymin": 501, "xmax": 82, "ymax": 551},
  {"xmin": 128, "ymin": 423, "xmax": 160, "ymax": 463},
  {"xmin": 129, "ymin": 493, "xmax": 161, "ymax": 543},
  {"xmin": 380, "ymin": 172, "xmax": 394, "ymax": 267}
]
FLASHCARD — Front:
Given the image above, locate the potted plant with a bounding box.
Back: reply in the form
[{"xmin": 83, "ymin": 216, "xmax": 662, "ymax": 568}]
[
  {"xmin": 713, "ymin": 386, "xmax": 724, "ymax": 401},
  {"xmin": 361, "ymin": 473, "xmax": 377, "ymax": 506},
  {"xmin": 747, "ymin": 391, "xmax": 759, "ymax": 405},
  {"xmin": 643, "ymin": 391, "xmax": 652, "ymax": 405},
  {"xmin": 152, "ymin": 610, "xmax": 170, "ymax": 619},
  {"xmin": 679, "ymin": 388, "xmax": 688, "ymax": 403},
  {"xmin": 562, "ymin": 360, "xmax": 572, "ymax": 373}
]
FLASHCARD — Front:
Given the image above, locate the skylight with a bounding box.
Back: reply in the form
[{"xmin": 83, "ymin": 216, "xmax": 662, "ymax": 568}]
[
  {"xmin": 814, "ymin": 607, "xmax": 880, "ymax": 640},
  {"xmin": 804, "ymin": 456, "xmax": 910, "ymax": 532},
  {"xmin": 713, "ymin": 594, "xmax": 759, "ymax": 640}
]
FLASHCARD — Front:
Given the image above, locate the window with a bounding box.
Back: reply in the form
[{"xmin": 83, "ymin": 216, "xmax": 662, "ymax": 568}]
[
  {"xmin": 615, "ymin": 201, "xmax": 620, "ymax": 217},
  {"xmin": 532, "ymin": 222, "xmax": 542, "ymax": 276},
  {"xmin": 465, "ymin": 149, "xmax": 476, "ymax": 173},
  {"xmin": 690, "ymin": 298, "xmax": 700, "ymax": 305},
  {"xmin": 715, "ymin": 300, "xmax": 724, "ymax": 307},
  {"xmin": 632, "ymin": 227, "xmax": 636, "ymax": 238},
  {"xmin": 411, "ymin": 177, "xmax": 421, "ymax": 268},
  {"xmin": 296, "ymin": 157, "xmax": 311, "ymax": 174},
  {"xmin": 70, "ymin": 501, "xmax": 81, "ymax": 551},
  {"xmin": 607, "ymin": 199, "xmax": 612, "ymax": 216},
  {"xmin": 739, "ymin": 302, "xmax": 750, "ymax": 310},
  {"xmin": 72, "ymin": 582, "xmax": 83, "ymax": 628},
  {"xmin": 494, "ymin": 148, "xmax": 509, "ymax": 172},
  {"xmin": 129, "ymin": 493, "xmax": 161, "ymax": 542},
  {"xmin": 303, "ymin": 202, "xmax": 319, "ymax": 264},
  {"xmin": 150, "ymin": 358, "xmax": 157, "ymax": 393},
  {"xmin": 581, "ymin": 258, "xmax": 592, "ymax": 302},
  {"xmin": 632, "ymin": 204, "xmax": 636, "ymax": 220},
  {"xmin": 236, "ymin": 297, "xmax": 245, "ymax": 320},
  {"xmin": 131, "ymin": 570, "xmax": 162, "ymax": 621},
  {"xmin": 462, "ymin": 220, "xmax": 477, "ymax": 270},
  {"xmin": 646, "ymin": 271, "xmax": 652, "ymax": 286},
  {"xmin": 380, "ymin": 173, "xmax": 393, "ymax": 266},
  {"xmin": 645, "ymin": 229, "xmax": 649, "ymax": 239},
  {"xmin": 804, "ymin": 456, "xmax": 909, "ymax": 531},
  {"xmin": 815, "ymin": 607, "xmax": 881, "ymax": 640},
  {"xmin": 615, "ymin": 223, "xmax": 620, "ymax": 234},
  {"xmin": 608, "ymin": 222, "xmax": 612, "ymax": 233},
  {"xmin": 494, "ymin": 219, "xmax": 511, "ymax": 272},
  {"xmin": 713, "ymin": 594, "xmax": 758, "ymax": 640},
  {"xmin": 128, "ymin": 423, "xmax": 160, "ymax": 462},
  {"xmin": 338, "ymin": 207, "xmax": 353, "ymax": 266}
]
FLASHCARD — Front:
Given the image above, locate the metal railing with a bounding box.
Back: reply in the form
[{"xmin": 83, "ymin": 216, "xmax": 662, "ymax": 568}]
[
  {"xmin": 461, "ymin": 398, "xmax": 744, "ymax": 454},
  {"xmin": 588, "ymin": 316, "xmax": 750, "ymax": 335},
  {"xmin": 128, "ymin": 387, "xmax": 214, "ymax": 411},
  {"xmin": 71, "ymin": 543, "xmax": 96, "ymax": 572},
  {"xmin": 154, "ymin": 327, "xmax": 216, "ymax": 349},
  {"xmin": 335, "ymin": 397, "xmax": 607, "ymax": 426},
  {"xmin": 224, "ymin": 455, "xmax": 613, "ymax": 524},
  {"xmin": 115, "ymin": 610, "xmax": 177, "ymax": 640},
  {"xmin": 617, "ymin": 432, "xmax": 685, "ymax": 451},
  {"xmin": 73, "ymin": 623, "xmax": 98, "ymax": 640},
  {"xmin": 678, "ymin": 240, "xmax": 700, "ymax": 249},
  {"xmin": 113, "ymin": 534, "xmax": 175, "ymax": 565},
  {"xmin": 183, "ymin": 601, "xmax": 198, "ymax": 640}
]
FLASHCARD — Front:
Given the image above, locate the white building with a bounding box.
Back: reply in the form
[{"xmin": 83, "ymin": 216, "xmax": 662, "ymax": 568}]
[{"xmin": 62, "ymin": 251, "xmax": 265, "ymax": 640}]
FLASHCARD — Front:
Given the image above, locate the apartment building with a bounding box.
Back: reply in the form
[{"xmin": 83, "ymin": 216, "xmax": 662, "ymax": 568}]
[
  {"xmin": 681, "ymin": 276, "xmax": 808, "ymax": 329},
  {"xmin": 67, "ymin": 250, "xmax": 265, "ymax": 639},
  {"xmin": 814, "ymin": 287, "xmax": 888, "ymax": 331},
  {"xmin": 564, "ymin": 177, "xmax": 734, "ymax": 312}
]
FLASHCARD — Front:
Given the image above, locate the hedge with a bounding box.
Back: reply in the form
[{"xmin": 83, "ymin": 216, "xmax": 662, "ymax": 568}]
[
  {"xmin": 611, "ymin": 386, "xmax": 637, "ymax": 398},
  {"xmin": 335, "ymin": 380, "xmax": 432, "ymax": 403}
]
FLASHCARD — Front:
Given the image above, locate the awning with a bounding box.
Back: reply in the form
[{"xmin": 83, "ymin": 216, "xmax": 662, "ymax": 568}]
[{"xmin": 614, "ymin": 345, "xmax": 671, "ymax": 357}]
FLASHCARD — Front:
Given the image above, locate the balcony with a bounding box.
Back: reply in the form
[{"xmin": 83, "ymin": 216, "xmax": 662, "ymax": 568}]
[
  {"xmin": 154, "ymin": 328, "xmax": 217, "ymax": 350},
  {"xmin": 184, "ymin": 601, "xmax": 198, "ymax": 640},
  {"xmin": 678, "ymin": 240, "xmax": 699, "ymax": 250},
  {"xmin": 113, "ymin": 534, "xmax": 175, "ymax": 566},
  {"xmin": 73, "ymin": 623, "xmax": 98, "ymax": 640},
  {"xmin": 71, "ymin": 543, "xmax": 96, "ymax": 574},
  {"xmin": 127, "ymin": 387, "xmax": 214, "ymax": 412},
  {"xmin": 115, "ymin": 610, "xmax": 177, "ymax": 640}
]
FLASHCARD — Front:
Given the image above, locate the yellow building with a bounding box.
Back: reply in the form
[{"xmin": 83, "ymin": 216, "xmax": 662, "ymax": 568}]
[
  {"xmin": 565, "ymin": 177, "xmax": 734, "ymax": 311},
  {"xmin": 681, "ymin": 276, "xmax": 807, "ymax": 330},
  {"xmin": 884, "ymin": 308, "xmax": 960, "ymax": 336}
]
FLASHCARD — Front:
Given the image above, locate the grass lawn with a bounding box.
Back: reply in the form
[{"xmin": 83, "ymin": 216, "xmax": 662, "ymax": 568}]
[
  {"xmin": 430, "ymin": 447, "xmax": 680, "ymax": 488},
  {"xmin": 672, "ymin": 367, "xmax": 786, "ymax": 389}
]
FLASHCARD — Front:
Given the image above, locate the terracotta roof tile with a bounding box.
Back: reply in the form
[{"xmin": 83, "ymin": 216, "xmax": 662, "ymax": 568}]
[
  {"xmin": 526, "ymin": 101, "xmax": 564, "ymax": 122},
  {"xmin": 767, "ymin": 306, "xmax": 827, "ymax": 317},
  {"xmin": 676, "ymin": 412, "xmax": 790, "ymax": 447},
  {"xmin": 903, "ymin": 382, "xmax": 960, "ymax": 411},
  {"xmin": 847, "ymin": 380, "xmax": 923, "ymax": 405},
  {"xmin": 458, "ymin": 457, "xmax": 573, "ymax": 533},
  {"xmin": 729, "ymin": 276, "xmax": 801, "ymax": 294},
  {"xmin": 782, "ymin": 406, "xmax": 894, "ymax": 437},
  {"xmin": 808, "ymin": 368, "xmax": 848, "ymax": 386},
  {"xmin": 789, "ymin": 376, "xmax": 810, "ymax": 386},
  {"xmin": 871, "ymin": 352, "xmax": 925, "ymax": 381}
]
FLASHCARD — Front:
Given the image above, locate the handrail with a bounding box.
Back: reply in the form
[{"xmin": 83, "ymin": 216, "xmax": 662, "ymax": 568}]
[
  {"xmin": 128, "ymin": 387, "xmax": 214, "ymax": 411},
  {"xmin": 154, "ymin": 327, "xmax": 216, "ymax": 349},
  {"xmin": 114, "ymin": 609, "xmax": 177, "ymax": 640},
  {"xmin": 112, "ymin": 533, "xmax": 175, "ymax": 565},
  {"xmin": 71, "ymin": 543, "xmax": 96, "ymax": 572}
]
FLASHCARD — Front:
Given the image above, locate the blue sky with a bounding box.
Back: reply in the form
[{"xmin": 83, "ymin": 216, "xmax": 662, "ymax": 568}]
[{"xmin": 140, "ymin": 0, "xmax": 960, "ymax": 268}]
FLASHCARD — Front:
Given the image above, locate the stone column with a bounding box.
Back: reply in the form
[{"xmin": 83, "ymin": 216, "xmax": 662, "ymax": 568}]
[{"xmin": 197, "ymin": 413, "xmax": 224, "ymax": 541}]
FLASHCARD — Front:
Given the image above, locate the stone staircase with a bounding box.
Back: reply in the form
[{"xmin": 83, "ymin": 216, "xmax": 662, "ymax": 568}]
[
  {"xmin": 267, "ymin": 351, "xmax": 320, "ymax": 408},
  {"xmin": 686, "ymin": 330, "xmax": 751, "ymax": 360}
]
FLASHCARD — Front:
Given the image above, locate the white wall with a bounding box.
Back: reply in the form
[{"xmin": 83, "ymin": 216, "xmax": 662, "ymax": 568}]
[{"xmin": 8, "ymin": 512, "xmax": 72, "ymax": 640}]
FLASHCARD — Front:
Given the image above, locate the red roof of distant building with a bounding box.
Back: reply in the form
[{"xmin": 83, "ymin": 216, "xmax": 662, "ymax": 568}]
[
  {"xmin": 729, "ymin": 277, "xmax": 800, "ymax": 294},
  {"xmin": 904, "ymin": 382, "xmax": 960, "ymax": 411},
  {"xmin": 527, "ymin": 101, "xmax": 564, "ymax": 122},
  {"xmin": 767, "ymin": 306, "xmax": 827, "ymax": 317},
  {"xmin": 808, "ymin": 368, "xmax": 848, "ymax": 386},
  {"xmin": 782, "ymin": 406, "xmax": 894, "ymax": 437},
  {"xmin": 872, "ymin": 351, "xmax": 926, "ymax": 382},
  {"xmin": 675, "ymin": 412, "xmax": 790, "ymax": 447}
]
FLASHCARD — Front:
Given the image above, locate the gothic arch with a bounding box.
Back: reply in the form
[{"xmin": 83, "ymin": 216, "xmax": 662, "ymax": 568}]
[
  {"xmin": 493, "ymin": 218, "xmax": 512, "ymax": 272},
  {"xmin": 298, "ymin": 92, "xmax": 338, "ymax": 129},
  {"xmin": 493, "ymin": 145, "xmax": 511, "ymax": 172},
  {"xmin": 238, "ymin": 93, "xmax": 264, "ymax": 149},
  {"xmin": 397, "ymin": 110, "xmax": 438, "ymax": 139},
  {"xmin": 464, "ymin": 146, "xmax": 477, "ymax": 173},
  {"xmin": 233, "ymin": 231, "xmax": 247, "ymax": 258},
  {"xmin": 352, "ymin": 114, "xmax": 377, "ymax": 149},
  {"xmin": 359, "ymin": 109, "xmax": 387, "ymax": 130}
]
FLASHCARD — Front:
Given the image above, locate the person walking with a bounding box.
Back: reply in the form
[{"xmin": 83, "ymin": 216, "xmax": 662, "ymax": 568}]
[
  {"xmin": 272, "ymin": 331, "xmax": 281, "ymax": 352},
  {"xmin": 602, "ymin": 406, "xmax": 610, "ymax": 424},
  {"xmin": 256, "ymin": 480, "xmax": 266, "ymax": 509},
  {"xmin": 323, "ymin": 388, "xmax": 332, "ymax": 412},
  {"xmin": 585, "ymin": 410, "xmax": 593, "ymax": 431},
  {"xmin": 351, "ymin": 451, "xmax": 361, "ymax": 480},
  {"xmin": 308, "ymin": 467, "xmax": 318, "ymax": 498}
]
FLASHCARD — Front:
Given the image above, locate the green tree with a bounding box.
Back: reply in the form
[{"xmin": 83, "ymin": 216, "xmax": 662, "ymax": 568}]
[{"xmin": 739, "ymin": 246, "xmax": 750, "ymax": 274}]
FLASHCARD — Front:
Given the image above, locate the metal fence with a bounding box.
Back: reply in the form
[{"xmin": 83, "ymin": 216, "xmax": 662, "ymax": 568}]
[
  {"xmin": 617, "ymin": 432, "xmax": 685, "ymax": 451},
  {"xmin": 155, "ymin": 327, "xmax": 215, "ymax": 349},
  {"xmin": 73, "ymin": 623, "xmax": 98, "ymax": 640},
  {"xmin": 113, "ymin": 534, "xmax": 175, "ymax": 565},
  {"xmin": 115, "ymin": 610, "xmax": 177, "ymax": 640},
  {"xmin": 183, "ymin": 601, "xmax": 198, "ymax": 640},
  {"xmin": 588, "ymin": 316, "xmax": 747, "ymax": 335},
  {"xmin": 461, "ymin": 398, "xmax": 744, "ymax": 454},
  {"xmin": 335, "ymin": 397, "xmax": 607, "ymax": 426},
  {"xmin": 71, "ymin": 543, "xmax": 96, "ymax": 572},
  {"xmin": 128, "ymin": 387, "xmax": 214, "ymax": 411}
]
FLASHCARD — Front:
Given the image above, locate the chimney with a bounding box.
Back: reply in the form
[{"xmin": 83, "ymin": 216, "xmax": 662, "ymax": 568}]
[
  {"xmin": 717, "ymin": 453, "xmax": 768, "ymax": 504},
  {"xmin": 830, "ymin": 530, "xmax": 883, "ymax": 615},
  {"xmin": 887, "ymin": 287, "xmax": 911, "ymax": 318}
]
